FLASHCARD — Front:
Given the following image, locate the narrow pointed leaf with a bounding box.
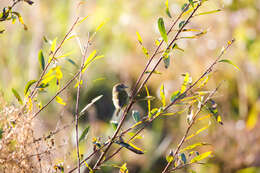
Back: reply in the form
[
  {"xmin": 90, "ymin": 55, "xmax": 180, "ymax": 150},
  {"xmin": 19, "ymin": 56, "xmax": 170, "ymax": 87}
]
[
  {"xmin": 55, "ymin": 96, "xmax": 66, "ymax": 106},
  {"xmin": 195, "ymin": 9, "xmax": 221, "ymax": 17},
  {"xmin": 12, "ymin": 88, "xmax": 23, "ymax": 105},
  {"xmin": 190, "ymin": 151, "xmax": 212, "ymax": 163},
  {"xmin": 219, "ymin": 59, "xmax": 240, "ymax": 70},
  {"xmin": 158, "ymin": 17, "xmax": 168, "ymax": 43},
  {"xmin": 180, "ymin": 153, "xmax": 187, "ymax": 164},
  {"xmin": 132, "ymin": 110, "xmax": 141, "ymax": 123},
  {"xmin": 38, "ymin": 49, "xmax": 45, "ymax": 71},
  {"xmin": 170, "ymin": 91, "xmax": 180, "ymax": 103},
  {"xmin": 24, "ymin": 80, "xmax": 37, "ymax": 95},
  {"xmin": 145, "ymin": 85, "xmax": 151, "ymax": 118},
  {"xmin": 180, "ymin": 142, "xmax": 209, "ymax": 152},
  {"xmin": 160, "ymin": 84, "xmax": 166, "ymax": 107},
  {"xmin": 165, "ymin": 0, "xmax": 172, "ymax": 18},
  {"xmin": 79, "ymin": 126, "xmax": 90, "ymax": 143}
]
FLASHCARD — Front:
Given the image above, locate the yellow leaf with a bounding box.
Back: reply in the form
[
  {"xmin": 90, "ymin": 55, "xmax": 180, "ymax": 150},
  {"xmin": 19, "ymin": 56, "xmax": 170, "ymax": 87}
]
[
  {"xmin": 120, "ymin": 163, "xmax": 128, "ymax": 173},
  {"xmin": 82, "ymin": 50, "xmax": 97, "ymax": 73},
  {"xmin": 74, "ymin": 80, "xmax": 83, "ymax": 88},
  {"xmin": 246, "ymin": 101, "xmax": 260, "ymax": 130},
  {"xmin": 56, "ymin": 96, "xmax": 66, "ymax": 106},
  {"xmin": 185, "ymin": 123, "xmax": 210, "ymax": 141},
  {"xmin": 136, "ymin": 31, "xmax": 143, "ymax": 44},
  {"xmin": 84, "ymin": 161, "xmax": 93, "ymax": 173},
  {"xmin": 145, "ymin": 85, "xmax": 151, "ymax": 118},
  {"xmin": 27, "ymin": 97, "xmax": 33, "ymax": 112},
  {"xmin": 190, "ymin": 151, "xmax": 212, "ymax": 163},
  {"xmin": 160, "ymin": 84, "xmax": 166, "ymax": 107}
]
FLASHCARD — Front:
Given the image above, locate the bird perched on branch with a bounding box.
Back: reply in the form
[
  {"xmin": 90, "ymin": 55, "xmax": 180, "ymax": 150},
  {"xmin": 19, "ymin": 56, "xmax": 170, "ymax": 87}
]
[{"xmin": 112, "ymin": 83, "xmax": 129, "ymax": 117}]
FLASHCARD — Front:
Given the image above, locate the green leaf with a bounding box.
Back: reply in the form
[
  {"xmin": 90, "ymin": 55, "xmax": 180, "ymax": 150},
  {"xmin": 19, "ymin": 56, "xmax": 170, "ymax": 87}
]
[
  {"xmin": 219, "ymin": 59, "xmax": 240, "ymax": 70},
  {"xmin": 180, "ymin": 153, "xmax": 187, "ymax": 164},
  {"xmin": 163, "ymin": 47, "xmax": 171, "ymax": 69},
  {"xmin": 66, "ymin": 58, "xmax": 78, "ymax": 67},
  {"xmin": 110, "ymin": 120, "xmax": 118, "ymax": 130},
  {"xmin": 79, "ymin": 126, "xmax": 90, "ymax": 143},
  {"xmin": 165, "ymin": 0, "xmax": 172, "ymax": 18},
  {"xmin": 179, "ymin": 20, "xmax": 186, "ymax": 29},
  {"xmin": 189, "ymin": 0, "xmax": 194, "ymax": 7},
  {"xmin": 160, "ymin": 84, "xmax": 166, "ymax": 107},
  {"xmin": 181, "ymin": 3, "xmax": 189, "ymax": 12},
  {"xmin": 195, "ymin": 9, "xmax": 221, "ymax": 17},
  {"xmin": 38, "ymin": 49, "xmax": 45, "ymax": 71},
  {"xmin": 12, "ymin": 88, "xmax": 23, "ymax": 105},
  {"xmin": 0, "ymin": 128, "xmax": 3, "ymax": 140},
  {"xmin": 158, "ymin": 17, "xmax": 168, "ymax": 43},
  {"xmin": 24, "ymin": 80, "xmax": 37, "ymax": 95},
  {"xmin": 132, "ymin": 110, "xmax": 141, "ymax": 123},
  {"xmin": 170, "ymin": 91, "xmax": 180, "ymax": 103},
  {"xmin": 190, "ymin": 151, "xmax": 212, "ymax": 163},
  {"xmin": 173, "ymin": 44, "xmax": 184, "ymax": 52}
]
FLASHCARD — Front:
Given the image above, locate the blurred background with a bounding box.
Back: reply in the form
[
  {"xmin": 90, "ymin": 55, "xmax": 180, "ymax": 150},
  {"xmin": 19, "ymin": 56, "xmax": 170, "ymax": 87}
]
[{"xmin": 1, "ymin": 0, "xmax": 260, "ymax": 172}]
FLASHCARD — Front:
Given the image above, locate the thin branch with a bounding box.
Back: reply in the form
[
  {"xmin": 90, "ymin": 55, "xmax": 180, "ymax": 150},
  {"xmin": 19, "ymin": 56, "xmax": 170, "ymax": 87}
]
[
  {"xmin": 92, "ymin": 3, "xmax": 200, "ymax": 171},
  {"xmin": 161, "ymin": 84, "xmax": 221, "ymax": 173},
  {"xmin": 29, "ymin": 17, "xmax": 80, "ymax": 99}
]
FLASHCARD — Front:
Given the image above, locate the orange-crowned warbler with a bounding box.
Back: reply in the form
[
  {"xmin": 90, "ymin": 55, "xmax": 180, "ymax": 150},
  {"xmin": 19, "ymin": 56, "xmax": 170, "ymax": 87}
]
[{"xmin": 112, "ymin": 83, "xmax": 129, "ymax": 117}]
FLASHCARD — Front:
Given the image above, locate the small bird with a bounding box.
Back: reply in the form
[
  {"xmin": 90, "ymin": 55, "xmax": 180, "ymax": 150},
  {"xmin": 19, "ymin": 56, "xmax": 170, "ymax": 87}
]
[{"xmin": 112, "ymin": 83, "xmax": 129, "ymax": 117}]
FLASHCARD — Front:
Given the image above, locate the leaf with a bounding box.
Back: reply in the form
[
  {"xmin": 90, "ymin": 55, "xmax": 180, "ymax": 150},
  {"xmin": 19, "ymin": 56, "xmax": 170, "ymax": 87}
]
[
  {"xmin": 0, "ymin": 29, "xmax": 5, "ymax": 34},
  {"xmin": 11, "ymin": 12, "xmax": 27, "ymax": 30},
  {"xmin": 67, "ymin": 58, "xmax": 78, "ymax": 67},
  {"xmin": 38, "ymin": 49, "xmax": 45, "ymax": 71},
  {"xmin": 51, "ymin": 37, "xmax": 57, "ymax": 53},
  {"xmin": 77, "ymin": 16, "xmax": 89, "ymax": 26},
  {"xmin": 170, "ymin": 91, "xmax": 181, "ymax": 103},
  {"xmin": 120, "ymin": 163, "xmax": 128, "ymax": 173},
  {"xmin": 145, "ymin": 70, "xmax": 162, "ymax": 75},
  {"xmin": 136, "ymin": 31, "xmax": 143, "ymax": 44},
  {"xmin": 219, "ymin": 59, "xmax": 240, "ymax": 70},
  {"xmin": 82, "ymin": 50, "xmax": 97, "ymax": 73},
  {"xmin": 165, "ymin": 0, "xmax": 172, "ymax": 18},
  {"xmin": 180, "ymin": 142, "xmax": 209, "ymax": 152},
  {"xmin": 162, "ymin": 47, "xmax": 171, "ymax": 69},
  {"xmin": 132, "ymin": 110, "xmax": 141, "ymax": 123},
  {"xmin": 158, "ymin": 17, "xmax": 168, "ymax": 43},
  {"xmin": 74, "ymin": 80, "xmax": 83, "ymax": 88},
  {"xmin": 84, "ymin": 161, "xmax": 93, "ymax": 173},
  {"xmin": 117, "ymin": 141, "xmax": 144, "ymax": 154},
  {"xmin": 110, "ymin": 120, "xmax": 118, "ymax": 130},
  {"xmin": 179, "ymin": 20, "xmax": 186, "ymax": 29},
  {"xmin": 181, "ymin": 3, "xmax": 189, "ymax": 12},
  {"xmin": 208, "ymin": 99, "xmax": 223, "ymax": 125},
  {"xmin": 79, "ymin": 126, "xmax": 90, "ymax": 143},
  {"xmin": 185, "ymin": 123, "xmax": 210, "ymax": 141},
  {"xmin": 160, "ymin": 84, "xmax": 166, "ymax": 107},
  {"xmin": 195, "ymin": 9, "xmax": 221, "ymax": 17},
  {"xmin": 186, "ymin": 106, "xmax": 194, "ymax": 125},
  {"xmin": 0, "ymin": 128, "xmax": 3, "ymax": 140},
  {"xmin": 189, "ymin": 0, "xmax": 194, "ymax": 7},
  {"xmin": 12, "ymin": 88, "xmax": 23, "ymax": 105},
  {"xmin": 180, "ymin": 153, "xmax": 187, "ymax": 164},
  {"xmin": 80, "ymin": 95, "xmax": 103, "ymax": 115},
  {"xmin": 55, "ymin": 96, "xmax": 66, "ymax": 106},
  {"xmin": 190, "ymin": 151, "xmax": 212, "ymax": 163},
  {"xmin": 197, "ymin": 75, "xmax": 209, "ymax": 88},
  {"xmin": 142, "ymin": 46, "xmax": 149, "ymax": 58},
  {"xmin": 144, "ymin": 85, "xmax": 151, "ymax": 118},
  {"xmin": 24, "ymin": 80, "xmax": 37, "ymax": 95},
  {"xmin": 172, "ymin": 43, "xmax": 184, "ymax": 52},
  {"xmin": 166, "ymin": 150, "xmax": 174, "ymax": 163},
  {"xmin": 96, "ymin": 19, "xmax": 108, "ymax": 32},
  {"xmin": 181, "ymin": 73, "xmax": 190, "ymax": 93},
  {"xmin": 55, "ymin": 50, "xmax": 75, "ymax": 59},
  {"xmin": 55, "ymin": 66, "xmax": 63, "ymax": 85},
  {"xmin": 24, "ymin": 0, "xmax": 34, "ymax": 5}
]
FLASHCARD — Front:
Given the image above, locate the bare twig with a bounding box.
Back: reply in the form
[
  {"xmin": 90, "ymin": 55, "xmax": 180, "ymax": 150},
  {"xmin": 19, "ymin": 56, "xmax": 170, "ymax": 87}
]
[
  {"xmin": 74, "ymin": 34, "xmax": 90, "ymax": 173},
  {"xmin": 92, "ymin": 3, "xmax": 199, "ymax": 170}
]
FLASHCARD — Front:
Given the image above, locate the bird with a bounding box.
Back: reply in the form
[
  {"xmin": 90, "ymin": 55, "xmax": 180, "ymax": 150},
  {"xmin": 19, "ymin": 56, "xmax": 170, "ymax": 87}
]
[{"xmin": 112, "ymin": 83, "xmax": 129, "ymax": 117}]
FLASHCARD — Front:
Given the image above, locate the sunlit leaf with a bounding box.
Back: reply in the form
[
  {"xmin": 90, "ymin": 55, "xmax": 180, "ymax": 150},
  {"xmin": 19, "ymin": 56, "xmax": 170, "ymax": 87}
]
[
  {"xmin": 117, "ymin": 141, "xmax": 144, "ymax": 154},
  {"xmin": 181, "ymin": 73, "xmax": 190, "ymax": 93},
  {"xmin": 80, "ymin": 95, "xmax": 103, "ymax": 115},
  {"xmin": 145, "ymin": 70, "xmax": 162, "ymax": 75},
  {"xmin": 79, "ymin": 126, "xmax": 90, "ymax": 143},
  {"xmin": 165, "ymin": 0, "xmax": 172, "ymax": 18},
  {"xmin": 132, "ymin": 110, "xmax": 141, "ymax": 123},
  {"xmin": 172, "ymin": 43, "xmax": 184, "ymax": 52},
  {"xmin": 24, "ymin": 80, "xmax": 37, "ymax": 95},
  {"xmin": 136, "ymin": 31, "xmax": 143, "ymax": 44},
  {"xmin": 170, "ymin": 91, "xmax": 180, "ymax": 103},
  {"xmin": 166, "ymin": 150, "xmax": 174, "ymax": 163},
  {"xmin": 55, "ymin": 96, "xmax": 66, "ymax": 106},
  {"xmin": 55, "ymin": 50, "xmax": 75, "ymax": 59},
  {"xmin": 219, "ymin": 59, "xmax": 240, "ymax": 70},
  {"xmin": 120, "ymin": 163, "xmax": 128, "ymax": 173},
  {"xmin": 11, "ymin": 12, "xmax": 27, "ymax": 30},
  {"xmin": 82, "ymin": 50, "xmax": 97, "ymax": 73},
  {"xmin": 96, "ymin": 19, "xmax": 108, "ymax": 32},
  {"xmin": 27, "ymin": 97, "xmax": 33, "ymax": 112},
  {"xmin": 195, "ymin": 9, "xmax": 221, "ymax": 17},
  {"xmin": 142, "ymin": 46, "xmax": 149, "ymax": 58},
  {"xmin": 77, "ymin": 16, "xmax": 89, "ymax": 26},
  {"xmin": 246, "ymin": 101, "xmax": 260, "ymax": 130},
  {"xmin": 160, "ymin": 84, "xmax": 166, "ymax": 107},
  {"xmin": 208, "ymin": 99, "xmax": 223, "ymax": 125},
  {"xmin": 51, "ymin": 37, "xmax": 57, "ymax": 53},
  {"xmin": 74, "ymin": 80, "xmax": 83, "ymax": 88},
  {"xmin": 84, "ymin": 161, "xmax": 93, "ymax": 173},
  {"xmin": 197, "ymin": 75, "xmax": 209, "ymax": 88},
  {"xmin": 158, "ymin": 17, "xmax": 168, "ymax": 43},
  {"xmin": 110, "ymin": 120, "xmax": 118, "ymax": 130},
  {"xmin": 0, "ymin": 29, "xmax": 5, "ymax": 34},
  {"xmin": 190, "ymin": 151, "xmax": 212, "ymax": 163},
  {"xmin": 145, "ymin": 85, "xmax": 151, "ymax": 118},
  {"xmin": 55, "ymin": 66, "xmax": 63, "ymax": 85},
  {"xmin": 185, "ymin": 123, "xmax": 210, "ymax": 141},
  {"xmin": 180, "ymin": 30, "xmax": 207, "ymax": 39},
  {"xmin": 12, "ymin": 88, "xmax": 23, "ymax": 105},
  {"xmin": 180, "ymin": 142, "xmax": 209, "ymax": 152}
]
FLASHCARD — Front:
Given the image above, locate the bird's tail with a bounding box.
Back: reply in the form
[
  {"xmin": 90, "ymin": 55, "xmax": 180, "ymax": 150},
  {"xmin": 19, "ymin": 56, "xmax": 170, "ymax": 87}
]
[{"xmin": 114, "ymin": 108, "xmax": 121, "ymax": 117}]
